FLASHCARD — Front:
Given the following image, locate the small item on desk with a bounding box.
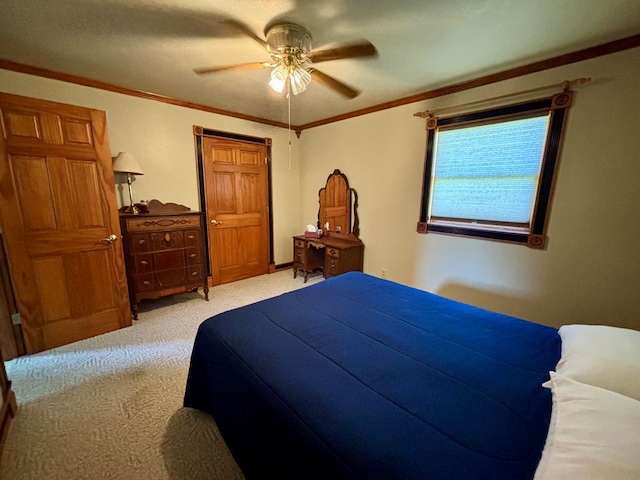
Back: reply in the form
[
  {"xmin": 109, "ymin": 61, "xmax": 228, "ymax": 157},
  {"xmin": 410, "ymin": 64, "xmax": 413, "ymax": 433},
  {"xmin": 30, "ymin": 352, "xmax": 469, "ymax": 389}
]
[
  {"xmin": 134, "ymin": 200, "xmax": 149, "ymax": 214},
  {"xmin": 304, "ymin": 224, "xmax": 322, "ymax": 238}
]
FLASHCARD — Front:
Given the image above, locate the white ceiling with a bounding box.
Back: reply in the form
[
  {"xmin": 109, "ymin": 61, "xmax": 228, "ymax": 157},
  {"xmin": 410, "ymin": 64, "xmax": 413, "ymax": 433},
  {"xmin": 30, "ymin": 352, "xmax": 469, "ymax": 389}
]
[{"xmin": 1, "ymin": 0, "xmax": 640, "ymax": 126}]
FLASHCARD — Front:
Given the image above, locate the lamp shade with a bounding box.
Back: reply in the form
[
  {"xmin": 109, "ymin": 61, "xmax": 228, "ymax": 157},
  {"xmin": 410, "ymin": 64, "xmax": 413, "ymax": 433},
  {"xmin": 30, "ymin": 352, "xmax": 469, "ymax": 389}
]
[{"xmin": 112, "ymin": 152, "xmax": 144, "ymax": 175}]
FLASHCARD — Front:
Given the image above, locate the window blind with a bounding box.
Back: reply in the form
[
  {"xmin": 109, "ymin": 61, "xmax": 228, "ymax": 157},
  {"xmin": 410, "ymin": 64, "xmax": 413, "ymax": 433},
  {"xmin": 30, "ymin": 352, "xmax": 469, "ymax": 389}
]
[{"xmin": 430, "ymin": 115, "xmax": 550, "ymax": 224}]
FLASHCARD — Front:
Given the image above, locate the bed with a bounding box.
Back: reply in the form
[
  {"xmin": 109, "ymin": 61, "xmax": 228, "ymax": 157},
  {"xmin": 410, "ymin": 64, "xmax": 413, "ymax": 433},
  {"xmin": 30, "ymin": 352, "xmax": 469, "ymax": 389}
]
[{"xmin": 184, "ymin": 272, "xmax": 563, "ymax": 479}]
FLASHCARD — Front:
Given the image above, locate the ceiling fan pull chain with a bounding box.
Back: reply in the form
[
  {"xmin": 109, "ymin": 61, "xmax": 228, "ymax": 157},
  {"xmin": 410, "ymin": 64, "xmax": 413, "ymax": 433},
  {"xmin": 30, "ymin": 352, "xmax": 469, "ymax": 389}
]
[{"xmin": 288, "ymin": 81, "xmax": 292, "ymax": 171}]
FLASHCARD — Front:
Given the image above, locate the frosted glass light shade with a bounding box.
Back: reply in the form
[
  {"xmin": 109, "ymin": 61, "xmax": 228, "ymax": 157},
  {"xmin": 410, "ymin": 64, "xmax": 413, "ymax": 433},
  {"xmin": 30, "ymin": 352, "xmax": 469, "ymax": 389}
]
[
  {"xmin": 268, "ymin": 64, "xmax": 311, "ymax": 95},
  {"xmin": 269, "ymin": 66, "xmax": 287, "ymax": 93},
  {"xmin": 290, "ymin": 67, "xmax": 311, "ymax": 95}
]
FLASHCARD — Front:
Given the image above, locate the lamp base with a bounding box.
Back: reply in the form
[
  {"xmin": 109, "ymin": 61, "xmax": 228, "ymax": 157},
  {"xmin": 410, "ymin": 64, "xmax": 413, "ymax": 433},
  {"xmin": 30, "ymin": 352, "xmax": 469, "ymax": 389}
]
[{"xmin": 123, "ymin": 204, "xmax": 141, "ymax": 215}]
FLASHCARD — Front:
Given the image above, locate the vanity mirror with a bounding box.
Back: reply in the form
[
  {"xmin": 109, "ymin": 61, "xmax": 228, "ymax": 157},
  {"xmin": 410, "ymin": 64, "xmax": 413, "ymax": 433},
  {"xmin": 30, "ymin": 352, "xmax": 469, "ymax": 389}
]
[{"xmin": 317, "ymin": 169, "xmax": 360, "ymax": 238}]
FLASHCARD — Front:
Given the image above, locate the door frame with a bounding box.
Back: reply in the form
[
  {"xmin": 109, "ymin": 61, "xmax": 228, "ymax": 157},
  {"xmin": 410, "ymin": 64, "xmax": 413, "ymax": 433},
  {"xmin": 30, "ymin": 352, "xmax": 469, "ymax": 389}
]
[{"xmin": 193, "ymin": 126, "xmax": 274, "ymax": 283}]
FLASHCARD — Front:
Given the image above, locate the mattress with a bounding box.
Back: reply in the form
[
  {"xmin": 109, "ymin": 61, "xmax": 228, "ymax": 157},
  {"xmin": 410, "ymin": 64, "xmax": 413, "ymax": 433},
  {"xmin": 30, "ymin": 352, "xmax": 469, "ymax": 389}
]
[{"xmin": 184, "ymin": 272, "xmax": 561, "ymax": 479}]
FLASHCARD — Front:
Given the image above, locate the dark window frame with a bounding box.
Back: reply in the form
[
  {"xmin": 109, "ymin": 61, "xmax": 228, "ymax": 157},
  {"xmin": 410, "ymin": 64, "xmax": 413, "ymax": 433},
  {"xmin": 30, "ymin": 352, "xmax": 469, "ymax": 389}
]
[{"xmin": 417, "ymin": 91, "xmax": 572, "ymax": 249}]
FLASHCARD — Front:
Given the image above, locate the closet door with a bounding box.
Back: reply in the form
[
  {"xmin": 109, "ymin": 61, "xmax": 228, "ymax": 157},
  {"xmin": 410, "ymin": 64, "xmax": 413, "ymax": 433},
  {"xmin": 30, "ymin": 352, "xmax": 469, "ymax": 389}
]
[
  {"xmin": 202, "ymin": 137, "xmax": 269, "ymax": 285},
  {"xmin": 0, "ymin": 93, "xmax": 131, "ymax": 353}
]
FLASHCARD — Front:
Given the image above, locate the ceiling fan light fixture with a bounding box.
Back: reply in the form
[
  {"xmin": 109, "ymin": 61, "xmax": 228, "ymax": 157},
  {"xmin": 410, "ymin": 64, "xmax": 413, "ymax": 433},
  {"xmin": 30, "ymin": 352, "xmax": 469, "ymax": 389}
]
[
  {"xmin": 269, "ymin": 64, "xmax": 288, "ymax": 93},
  {"xmin": 195, "ymin": 21, "xmax": 375, "ymax": 100},
  {"xmin": 268, "ymin": 61, "xmax": 311, "ymax": 95},
  {"xmin": 266, "ymin": 23, "xmax": 312, "ymax": 55},
  {"xmin": 289, "ymin": 66, "xmax": 311, "ymax": 95}
]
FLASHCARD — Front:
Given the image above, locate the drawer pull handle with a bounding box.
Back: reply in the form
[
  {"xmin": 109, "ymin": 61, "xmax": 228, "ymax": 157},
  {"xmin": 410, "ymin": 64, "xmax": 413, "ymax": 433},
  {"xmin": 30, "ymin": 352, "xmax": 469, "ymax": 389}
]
[
  {"xmin": 191, "ymin": 272, "xmax": 198, "ymax": 276},
  {"xmin": 140, "ymin": 260, "xmax": 148, "ymax": 265},
  {"xmin": 190, "ymin": 254, "xmax": 196, "ymax": 258},
  {"xmin": 138, "ymin": 239, "xmax": 145, "ymax": 244},
  {"xmin": 143, "ymin": 281, "xmax": 151, "ymax": 286},
  {"xmin": 188, "ymin": 235, "xmax": 195, "ymax": 239}
]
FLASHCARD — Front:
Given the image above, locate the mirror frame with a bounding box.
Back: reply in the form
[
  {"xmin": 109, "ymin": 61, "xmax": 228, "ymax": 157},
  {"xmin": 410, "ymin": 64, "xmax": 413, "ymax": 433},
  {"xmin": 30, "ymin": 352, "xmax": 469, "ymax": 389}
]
[{"xmin": 317, "ymin": 169, "xmax": 359, "ymax": 238}]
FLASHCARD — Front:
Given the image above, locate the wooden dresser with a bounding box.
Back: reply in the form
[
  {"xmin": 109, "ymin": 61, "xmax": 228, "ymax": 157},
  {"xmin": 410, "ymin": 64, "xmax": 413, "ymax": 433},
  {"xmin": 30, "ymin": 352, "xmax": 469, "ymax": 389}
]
[
  {"xmin": 293, "ymin": 234, "xmax": 364, "ymax": 282},
  {"xmin": 120, "ymin": 201, "xmax": 209, "ymax": 319}
]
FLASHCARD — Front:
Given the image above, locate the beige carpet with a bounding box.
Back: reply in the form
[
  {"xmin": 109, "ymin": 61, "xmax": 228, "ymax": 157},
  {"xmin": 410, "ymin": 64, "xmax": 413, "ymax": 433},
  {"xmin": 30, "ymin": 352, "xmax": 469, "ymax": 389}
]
[{"xmin": 1, "ymin": 270, "xmax": 323, "ymax": 479}]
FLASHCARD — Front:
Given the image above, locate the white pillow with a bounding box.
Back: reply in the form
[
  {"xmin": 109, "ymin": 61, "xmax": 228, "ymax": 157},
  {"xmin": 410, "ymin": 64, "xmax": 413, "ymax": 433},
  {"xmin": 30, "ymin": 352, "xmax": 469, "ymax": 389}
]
[
  {"xmin": 534, "ymin": 372, "xmax": 640, "ymax": 480},
  {"xmin": 556, "ymin": 324, "xmax": 640, "ymax": 400}
]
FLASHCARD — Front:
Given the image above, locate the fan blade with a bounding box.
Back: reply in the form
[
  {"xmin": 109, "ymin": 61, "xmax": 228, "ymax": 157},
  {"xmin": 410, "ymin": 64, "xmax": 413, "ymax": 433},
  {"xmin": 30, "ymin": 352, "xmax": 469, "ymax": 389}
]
[
  {"xmin": 194, "ymin": 62, "xmax": 270, "ymax": 75},
  {"xmin": 310, "ymin": 69, "xmax": 360, "ymax": 99},
  {"xmin": 308, "ymin": 41, "xmax": 377, "ymax": 64},
  {"xmin": 221, "ymin": 19, "xmax": 267, "ymax": 49}
]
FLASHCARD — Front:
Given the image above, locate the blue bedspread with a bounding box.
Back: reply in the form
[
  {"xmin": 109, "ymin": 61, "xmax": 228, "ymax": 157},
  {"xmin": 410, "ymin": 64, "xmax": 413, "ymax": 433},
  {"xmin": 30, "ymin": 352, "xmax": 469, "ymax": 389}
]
[{"xmin": 184, "ymin": 272, "xmax": 560, "ymax": 479}]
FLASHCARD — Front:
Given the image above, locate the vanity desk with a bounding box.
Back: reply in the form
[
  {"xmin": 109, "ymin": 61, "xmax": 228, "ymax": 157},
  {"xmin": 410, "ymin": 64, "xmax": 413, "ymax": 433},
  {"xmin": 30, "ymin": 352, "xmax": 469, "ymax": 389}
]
[
  {"xmin": 293, "ymin": 234, "xmax": 364, "ymax": 282},
  {"xmin": 293, "ymin": 169, "xmax": 364, "ymax": 282}
]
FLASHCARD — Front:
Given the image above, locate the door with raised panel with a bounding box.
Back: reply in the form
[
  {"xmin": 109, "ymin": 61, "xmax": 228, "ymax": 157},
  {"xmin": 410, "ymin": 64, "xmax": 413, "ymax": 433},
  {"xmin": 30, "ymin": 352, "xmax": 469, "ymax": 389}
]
[
  {"xmin": 202, "ymin": 137, "xmax": 269, "ymax": 285},
  {"xmin": 0, "ymin": 93, "xmax": 131, "ymax": 353}
]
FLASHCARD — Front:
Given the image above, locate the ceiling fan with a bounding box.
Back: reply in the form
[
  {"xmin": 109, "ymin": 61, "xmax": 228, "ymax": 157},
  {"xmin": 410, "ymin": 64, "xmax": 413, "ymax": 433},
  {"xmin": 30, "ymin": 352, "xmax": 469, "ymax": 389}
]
[{"xmin": 193, "ymin": 21, "xmax": 378, "ymax": 99}]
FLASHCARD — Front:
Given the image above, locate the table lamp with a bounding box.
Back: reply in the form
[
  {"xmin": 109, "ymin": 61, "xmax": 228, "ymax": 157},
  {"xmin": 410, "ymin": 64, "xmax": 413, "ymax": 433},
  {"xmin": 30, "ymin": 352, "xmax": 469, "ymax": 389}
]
[{"xmin": 112, "ymin": 152, "xmax": 144, "ymax": 214}]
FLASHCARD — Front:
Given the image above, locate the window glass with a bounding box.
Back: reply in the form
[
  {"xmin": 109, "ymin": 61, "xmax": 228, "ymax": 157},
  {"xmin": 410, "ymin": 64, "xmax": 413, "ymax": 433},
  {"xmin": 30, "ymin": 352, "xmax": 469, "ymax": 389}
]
[
  {"xmin": 417, "ymin": 93, "xmax": 571, "ymax": 248},
  {"xmin": 431, "ymin": 115, "xmax": 549, "ymax": 227}
]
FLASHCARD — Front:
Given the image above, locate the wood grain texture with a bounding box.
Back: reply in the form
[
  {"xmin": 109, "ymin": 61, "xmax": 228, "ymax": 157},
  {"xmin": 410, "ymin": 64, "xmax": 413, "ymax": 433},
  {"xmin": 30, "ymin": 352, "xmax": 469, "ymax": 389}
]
[
  {"xmin": 120, "ymin": 211, "xmax": 208, "ymax": 319},
  {"xmin": 202, "ymin": 137, "xmax": 269, "ymax": 285},
  {"xmin": 0, "ymin": 92, "xmax": 131, "ymax": 353}
]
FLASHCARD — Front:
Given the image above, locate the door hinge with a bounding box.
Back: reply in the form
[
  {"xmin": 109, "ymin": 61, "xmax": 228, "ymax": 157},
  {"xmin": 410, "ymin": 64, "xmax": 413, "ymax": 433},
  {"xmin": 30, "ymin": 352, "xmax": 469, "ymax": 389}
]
[{"xmin": 11, "ymin": 312, "xmax": 21, "ymax": 325}]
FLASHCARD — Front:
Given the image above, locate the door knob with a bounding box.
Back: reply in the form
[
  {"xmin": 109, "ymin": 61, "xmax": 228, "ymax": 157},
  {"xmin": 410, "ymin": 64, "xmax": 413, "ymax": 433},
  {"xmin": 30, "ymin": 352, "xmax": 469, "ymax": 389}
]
[
  {"xmin": 101, "ymin": 234, "xmax": 118, "ymax": 243},
  {"xmin": 211, "ymin": 219, "xmax": 223, "ymax": 225}
]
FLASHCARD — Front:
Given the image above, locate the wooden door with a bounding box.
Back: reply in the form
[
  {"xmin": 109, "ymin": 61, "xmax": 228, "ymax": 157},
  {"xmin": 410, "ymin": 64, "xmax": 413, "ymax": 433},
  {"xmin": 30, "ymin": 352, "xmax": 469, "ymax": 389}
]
[
  {"xmin": 202, "ymin": 137, "xmax": 269, "ymax": 285},
  {"xmin": 0, "ymin": 93, "xmax": 131, "ymax": 353}
]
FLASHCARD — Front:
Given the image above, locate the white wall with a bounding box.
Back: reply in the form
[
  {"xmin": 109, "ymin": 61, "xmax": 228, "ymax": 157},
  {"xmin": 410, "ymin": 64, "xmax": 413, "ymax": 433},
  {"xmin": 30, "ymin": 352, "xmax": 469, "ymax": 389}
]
[
  {"xmin": 4, "ymin": 46, "xmax": 638, "ymax": 330},
  {"xmin": 0, "ymin": 70, "xmax": 301, "ymax": 265},
  {"xmin": 299, "ymin": 47, "xmax": 640, "ymax": 330}
]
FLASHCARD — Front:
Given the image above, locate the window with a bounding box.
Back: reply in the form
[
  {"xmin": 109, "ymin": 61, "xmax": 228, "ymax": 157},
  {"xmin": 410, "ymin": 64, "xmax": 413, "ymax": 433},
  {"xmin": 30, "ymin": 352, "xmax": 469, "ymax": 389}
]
[{"xmin": 417, "ymin": 92, "xmax": 572, "ymax": 248}]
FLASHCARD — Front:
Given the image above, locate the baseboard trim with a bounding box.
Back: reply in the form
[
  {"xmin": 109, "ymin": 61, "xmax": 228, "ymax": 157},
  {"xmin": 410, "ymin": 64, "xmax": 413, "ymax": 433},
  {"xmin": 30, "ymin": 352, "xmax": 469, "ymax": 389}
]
[{"xmin": 273, "ymin": 262, "xmax": 293, "ymax": 272}]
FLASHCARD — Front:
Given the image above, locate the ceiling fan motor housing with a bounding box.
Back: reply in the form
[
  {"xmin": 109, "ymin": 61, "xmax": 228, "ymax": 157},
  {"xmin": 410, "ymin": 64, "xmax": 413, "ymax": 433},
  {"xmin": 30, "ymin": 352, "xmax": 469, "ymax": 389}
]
[{"xmin": 265, "ymin": 23, "xmax": 312, "ymax": 55}]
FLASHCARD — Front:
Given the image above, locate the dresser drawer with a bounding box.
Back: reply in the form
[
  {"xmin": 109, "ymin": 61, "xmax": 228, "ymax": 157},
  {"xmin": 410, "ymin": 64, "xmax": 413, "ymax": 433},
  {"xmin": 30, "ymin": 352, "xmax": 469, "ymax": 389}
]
[
  {"xmin": 326, "ymin": 248, "xmax": 340, "ymax": 258},
  {"xmin": 294, "ymin": 239, "xmax": 305, "ymax": 249},
  {"xmin": 150, "ymin": 231, "xmax": 184, "ymax": 251},
  {"xmin": 134, "ymin": 273, "xmax": 156, "ymax": 292},
  {"xmin": 325, "ymin": 255, "xmax": 341, "ymax": 277},
  {"xmin": 154, "ymin": 249, "xmax": 185, "ymax": 271},
  {"xmin": 186, "ymin": 264, "xmax": 205, "ymax": 281},
  {"xmin": 125, "ymin": 214, "xmax": 202, "ymax": 232},
  {"xmin": 186, "ymin": 247, "xmax": 202, "ymax": 265},
  {"xmin": 130, "ymin": 253, "xmax": 153, "ymax": 274},
  {"xmin": 155, "ymin": 267, "xmax": 188, "ymax": 287},
  {"xmin": 130, "ymin": 233, "xmax": 151, "ymax": 254},
  {"xmin": 184, "ymin": 229, "xmax": 202, "ymax": 247}
]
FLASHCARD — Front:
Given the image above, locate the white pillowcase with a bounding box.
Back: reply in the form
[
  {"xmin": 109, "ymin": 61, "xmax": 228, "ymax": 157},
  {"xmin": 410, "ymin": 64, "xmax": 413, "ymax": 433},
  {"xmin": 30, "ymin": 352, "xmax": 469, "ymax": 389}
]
[
  {"xmin": 556, "ymin": 324, "xmax": 640, "ymax": 400},
  {"xmin": 534, "ymin": 372, "xmax": 640, "ymax": 480}
]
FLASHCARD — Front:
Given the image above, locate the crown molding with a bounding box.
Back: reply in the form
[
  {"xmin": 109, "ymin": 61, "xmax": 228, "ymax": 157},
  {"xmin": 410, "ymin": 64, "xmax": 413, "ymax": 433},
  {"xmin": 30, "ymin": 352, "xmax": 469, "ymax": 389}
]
[{"xmin": 1, "ymin": 33, "xmax": 639, "ymax": 134}]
